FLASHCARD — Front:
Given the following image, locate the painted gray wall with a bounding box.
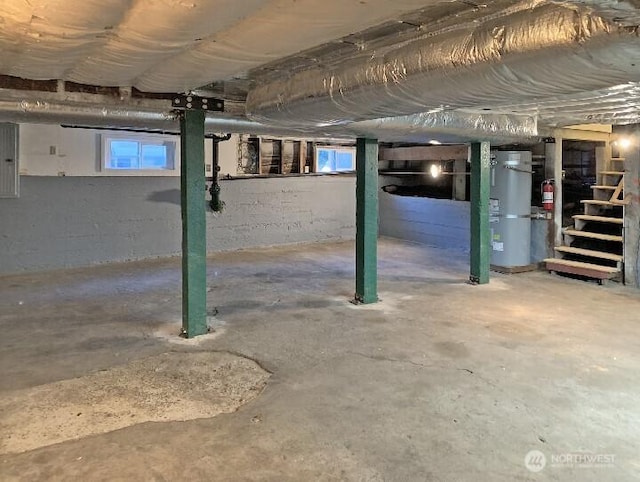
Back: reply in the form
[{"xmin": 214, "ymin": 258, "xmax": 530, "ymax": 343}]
[
  {"xmin": 379, "ymin": 190, "xmax": 471, "ymax": 251},
  {"xmin": 0, "ymin": 175, "xmax": 356, "ymax": 274},
  {"xmin": 379, "ymin": 190, "xmax": 555, "ymax": 264},
  {"xmin": 378, "ymin": 175, "xmax": 555, "ymax": 265}
]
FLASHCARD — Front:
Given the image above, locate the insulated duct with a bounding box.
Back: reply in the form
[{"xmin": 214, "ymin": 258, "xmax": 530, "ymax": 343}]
[
  {"xmin": 557, "ymin": 0, "xmax": 640, "ymax": 26},
  {"xmin": 246, "ymin": 4, "xmax": 640, "ymax": 127},
  {"xmin": 0, "ymin": 0, "xmax": 443, "ymax": 92},
  {"xmin": 0, "ymin": 99, "xmax": 297, "ymax": 136},
  {"xmin": 491, "ymin": 81, "xmax": 640, "ymax": 126},
  {"xmin": 349, "ymin": 111, "xmax": 538, "ymax": 142},
  {"xmin": 0, "ymin": 98, "xmax": 538, "ymax": 142}
]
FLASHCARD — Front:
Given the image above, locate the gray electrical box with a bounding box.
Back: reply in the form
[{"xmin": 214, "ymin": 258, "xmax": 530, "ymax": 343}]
[
  {"xmin": 0, "ymin": 123, "xmax": 19, "ymax": 198},
  {"xmin": 490, "ymin": 151, "xmax": 532, "ymax": 268}
]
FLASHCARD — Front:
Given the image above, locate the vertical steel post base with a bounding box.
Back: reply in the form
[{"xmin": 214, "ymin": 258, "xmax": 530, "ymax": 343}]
[
  {"xmin": 180, "ymin": 110, "xmax": 208, "ymax": 338},
  {"xmin": 355, "ymin": 137, "xmax": 379, "ymax": 304},
  {"xmin": 470, "ymin": 141, "xmax": 491, "ymax": 285}
]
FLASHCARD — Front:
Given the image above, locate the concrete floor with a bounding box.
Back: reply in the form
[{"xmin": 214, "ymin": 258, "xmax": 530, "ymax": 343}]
[{"xmin": 1, "ymin": 238, "xmax": 639, "ymax": 481}]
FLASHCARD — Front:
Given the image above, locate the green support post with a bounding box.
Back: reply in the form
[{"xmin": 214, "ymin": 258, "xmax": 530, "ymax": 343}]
[
  {"xmin": 469, "ymin": 141, "xmax": 491, "ymax": 285},
  {"xmin": 355, "ymin": 137, "xmax": 379, "ymax": 304},
  {"xmin": 180, "ymin": 110, "xmax": 208, "ymax": 337}
]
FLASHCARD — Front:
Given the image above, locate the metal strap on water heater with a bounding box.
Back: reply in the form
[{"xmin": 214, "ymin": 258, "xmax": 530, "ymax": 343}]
[
  {"xmin": 503, "ymin": 164, "xmax": 534, "ymax": 174},
  {"xmin": 494, "ymin": 214, "xmax": 533, "ymax": 219}
]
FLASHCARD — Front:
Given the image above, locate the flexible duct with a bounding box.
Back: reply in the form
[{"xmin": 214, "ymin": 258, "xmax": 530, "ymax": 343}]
[
  {"xmin": 556, "ymin": 0, "xmax": 640, "ymax": 26},
  {"xmin": 0, "ymin": 98, "xmax": 538, "ymax": 142},
  {"xmin": 349, "ymin": 111, "xmax": 537, "ymax": 142},
  {"xmin": 491, "ymin": 81, "xmax": 640, "ymax": 126},
  {"xmin": 0, "ymin": 99, "xmax": 296, "ymax": 136},
  {"xmin": 246, "ymin": 4, "xmax": 640, "ymax": 127}
]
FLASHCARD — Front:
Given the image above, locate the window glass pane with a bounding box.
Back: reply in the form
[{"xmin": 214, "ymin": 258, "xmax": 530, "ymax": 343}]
[
  {"xmin": 141, "ymin": 144, "xmax": 169, "ymax": 169},
  {"xmin": 317, "ymin": 148, "xmax": 332, "ymax": 172},
  {"xmin": 164, "ymin": 143, "xmax": 176, "ymax": 170},
  {"xmin": 109, "ymin": 140, "xmax": 139, "ymax": 169},
  {"xmin": 317, "ymin": 148, "xmax": 355, "ymax": 172},
  {"xmin": 336, "ymin": 151, "xmax": 355, "ymax": 171}
]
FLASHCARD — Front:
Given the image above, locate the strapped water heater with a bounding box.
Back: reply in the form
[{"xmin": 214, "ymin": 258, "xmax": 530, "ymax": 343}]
[{"xmin": 489, "ymin": 151, "xmax": 533, "ymax": 269}]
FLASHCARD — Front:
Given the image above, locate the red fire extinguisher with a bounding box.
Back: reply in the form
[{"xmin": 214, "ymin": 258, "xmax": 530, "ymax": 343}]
[{"xmin": 542, "ymin": 179, "xmax": 554, "ymax": 211}]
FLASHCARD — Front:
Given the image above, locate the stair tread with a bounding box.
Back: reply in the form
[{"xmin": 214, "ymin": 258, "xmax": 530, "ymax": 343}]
[
  {"xmin": 581, "ymin": 200, "xmax": 617, "ymax": 206},
  {"xmin": 554, "ymin": 246, "xmax": 623, "ymax": 262},
  {"xmin": 590, "ymin": 185, "xmax": 618, "ymax": 190},
  {"xmin": 544, "ymin": 258, "xmax": 620, "ymax": 273},
  {"xmin": 611, "ymin": 198, "xmax": 631, "ymax": 206},
  {"xmin": 599, "ymin": 171, "xmax": 625, "ymax": 175},
  {"xmin": 564, "ymin": 229, "xmax": 623, "ymax": 242},
  {"xmin": 573, "ymin": 214, "xmax": 624, "ymax": 224}
]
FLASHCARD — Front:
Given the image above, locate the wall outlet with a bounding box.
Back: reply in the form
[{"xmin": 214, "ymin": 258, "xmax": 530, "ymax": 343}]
[{"xmin": 57, "ymin": 171, "xmax": 66, "ymax": 177}]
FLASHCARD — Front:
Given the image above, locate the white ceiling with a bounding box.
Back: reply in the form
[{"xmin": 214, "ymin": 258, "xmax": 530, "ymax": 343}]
[
  {"xmin": 1, "ymin": 0, "xmax": 639, "ymax": 135},
  {"xmin": 1, "ymin": 0, "xmax": 434, "ymax": 92}
]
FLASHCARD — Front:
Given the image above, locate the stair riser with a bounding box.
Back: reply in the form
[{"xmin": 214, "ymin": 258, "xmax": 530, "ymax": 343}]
[
  {"xmin": 554, "ymin": 247, "xmax": 623, "ymax": 264},
  {"xmin": 564, "ymin": 231, "xmax": 623, "ymax": 243},
  {"xmin": 573, "ymin": 220, "xmax": 623, "ymax": 232},
  {"xmin": 546, "ymin": 263, "xmax": 618, "ymax": 280},
  {"xmin": 557, "ymin": 255, "xmax": 622, "ymax": 270},
  {"xmin": 583, "ymin": 207, "xmax": 622, "ymax": 217}
]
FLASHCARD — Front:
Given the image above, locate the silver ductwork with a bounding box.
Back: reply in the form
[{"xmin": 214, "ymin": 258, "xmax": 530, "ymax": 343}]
[
  {"xmin": 556, "ymin": 0, "xmax": 640, "ymax": 26},
  {"xmin": 0, "ymin": 98, "xmax": 539, "ymax": 142},
  {"xmin": 349, "ymin": 111, "xmax": 538, "ymax": 143},
  {"xmin": 0, "ymin": 100, "xmax": 178, "ymax": 129},
  {"xmin": 0, "ymin": 99, "xmax": 300, "ymax": 136},
  {"xmin": 492, "ymin": 81, "xmax": 640, "ymax": 126},
  {"xmin": 246, "ymin": 4, "xmax": 640, "ymax": 127}
]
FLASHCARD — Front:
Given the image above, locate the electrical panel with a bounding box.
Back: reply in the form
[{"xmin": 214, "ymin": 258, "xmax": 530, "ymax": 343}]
[{"xmin": 0, "ymin": 123, "xmax": 18, "ymax": 198}]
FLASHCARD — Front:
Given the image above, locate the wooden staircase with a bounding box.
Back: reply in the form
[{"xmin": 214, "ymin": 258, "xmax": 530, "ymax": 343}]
[{"xmin": 544, "ymin": 157, "xmax": 627, "ymax": 284}]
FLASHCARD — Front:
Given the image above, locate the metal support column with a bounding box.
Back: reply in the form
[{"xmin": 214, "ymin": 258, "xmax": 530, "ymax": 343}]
[
  {"xmin": 180, "ymin": 110, "xmax": 208, "ymax": 338},
  {"xmin": 355, "ymin": 137, "xmax": 379, "ymax": 304},
  {"xmin": 469, "ymin": 142, "xmax": 491, "ymax": 284}
]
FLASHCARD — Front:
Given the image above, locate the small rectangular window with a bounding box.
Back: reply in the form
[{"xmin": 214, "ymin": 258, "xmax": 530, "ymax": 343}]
[
  {"xmin": 102, "ymin": 134, "xmax": 177, "ymax": 172},
  {"xmin": 315, "ymin": 146, "xmax": 356, "ymax": 172}
]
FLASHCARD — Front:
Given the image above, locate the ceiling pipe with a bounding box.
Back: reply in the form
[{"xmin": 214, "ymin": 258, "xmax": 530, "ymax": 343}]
[
  {"xmin": 0, "ymin": 98, "xmax": 539, "ymax": 143},
  {"xmin": 0, "ymin": 99, "xmax": 304, "ymax": 136}
]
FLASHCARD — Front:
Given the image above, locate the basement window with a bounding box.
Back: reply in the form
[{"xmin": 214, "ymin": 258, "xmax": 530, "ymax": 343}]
[
  {"xmin": 236, "ymin": 135, "xmax": 357, "ymax": 176},
  {"xmin": 315, "ymin": 146, "xmax": 356, "ymax": 172},
  {"xmin": 102, "ymin": 134, "xmax": 177, "ymax": 172}
]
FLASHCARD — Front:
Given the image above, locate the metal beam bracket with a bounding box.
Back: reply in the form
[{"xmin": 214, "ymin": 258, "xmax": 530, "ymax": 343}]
[{"xmin": 173, "ymin": 94, "xmax": 224, "ymax": 112}]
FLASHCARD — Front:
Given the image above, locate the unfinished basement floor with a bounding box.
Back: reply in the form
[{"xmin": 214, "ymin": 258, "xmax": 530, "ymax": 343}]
[{"xmin": 1, "ymin": 238, "xmax": 639, "ymax": 481}]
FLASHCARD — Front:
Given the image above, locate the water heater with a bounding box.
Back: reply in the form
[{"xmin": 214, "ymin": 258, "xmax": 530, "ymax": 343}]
[{"xmin": 490, "ymin": 151, "xmax": 532, "ymax": 268}]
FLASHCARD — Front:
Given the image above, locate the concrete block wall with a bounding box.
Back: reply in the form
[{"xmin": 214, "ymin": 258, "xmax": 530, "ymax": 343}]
[
  {"xmin": 0, "ymin": 175, "xmax": 356, "ymax": 274},
  {"xmin": 207, "ymin": 176, "xmax": 355, "ymax": 250},
  {"xmin": 379, "ymin": 182, "xmax": 555, "ymax": 263},
  {"xmin": 379, "ymin": 189, "xmax": 470, "ymax": 251}
]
